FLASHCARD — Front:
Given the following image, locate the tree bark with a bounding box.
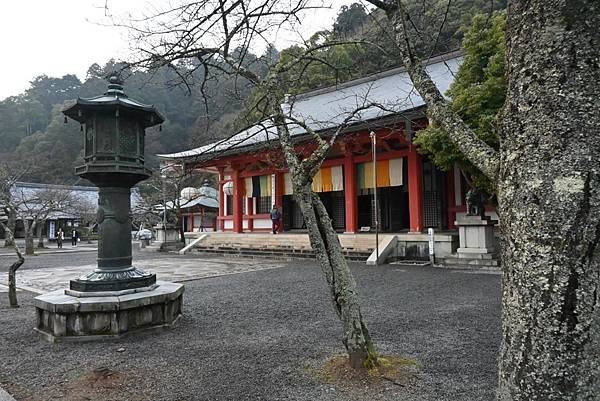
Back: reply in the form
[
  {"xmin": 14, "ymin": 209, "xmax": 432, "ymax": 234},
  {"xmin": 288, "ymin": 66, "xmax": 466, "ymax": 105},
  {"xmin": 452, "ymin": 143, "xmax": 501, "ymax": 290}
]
[
  {"xmin": 274, "ymin": 110, "xmax": 378, "ymax": 369},
  {"xmin": 496, "ymin": 2, "xmax": 600, "ymax": 400},
  {"xmin": 1, "ymin": 223, "xmax": 24, "ymax": 307},
  {"xmin": 7, "ymin": 253, "xmax": 24, "ymax": 308},
  {"xmin": 294, "ymin": 183, "xmax": 378, "ymax": 368},
  {"xmin": 36, "ymin": 220, "xmax": 45, "ymax": 248},
  {"xmin": 4, "ymin": 208, "xmax": 15, "ymax": 247},
  {"xmin": 24, "ymin": 221, "xmax": 35, "ymax": 256},
  {"xmin": 376, "ymin": 0, "xmax": 600, "ymax": 399}
]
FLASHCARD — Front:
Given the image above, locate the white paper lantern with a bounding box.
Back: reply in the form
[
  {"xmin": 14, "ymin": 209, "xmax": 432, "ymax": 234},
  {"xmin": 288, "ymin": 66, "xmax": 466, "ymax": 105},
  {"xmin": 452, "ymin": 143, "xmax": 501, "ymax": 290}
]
[{"xmin": 222, "ymin": 181, "xmax": 234, "ymax": 196}]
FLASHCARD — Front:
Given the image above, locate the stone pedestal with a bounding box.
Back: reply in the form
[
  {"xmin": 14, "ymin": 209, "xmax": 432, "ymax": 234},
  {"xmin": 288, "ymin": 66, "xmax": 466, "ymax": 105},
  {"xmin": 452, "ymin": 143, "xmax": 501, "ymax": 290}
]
[
  {"xmin": 34, "ymin": 281, "xmax": 184, "ymax": 342},
  {"xmin": 455, "ymin": 215, "xmax": 498, "ymax": 259},
  {"xmin": 155, "ymin": 224, "xmax": 180, "ymax": 243}
]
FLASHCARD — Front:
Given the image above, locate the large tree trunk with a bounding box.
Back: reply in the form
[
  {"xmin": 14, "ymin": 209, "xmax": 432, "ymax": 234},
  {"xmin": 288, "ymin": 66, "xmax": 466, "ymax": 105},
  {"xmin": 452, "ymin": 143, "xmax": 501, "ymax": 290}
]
[
  {"xmin": 36, "ymin": 220, "xmax": 45, "ymax": 248},
  {"xmin": 496, "ymin": 2, "xmax": 600, "ymax": 400},
  {"xmin": 379, "ymin": 0, "xmax": 599, "ymax": 398},
  {"xmin": 4, "ymin": 209, "xmax": 16, "ymax": 247},
  {"xmin": 24, "ymin": 221, "xmax": 35, "ymax": 256},
  {"xmin": 293, "ymin": 183, "xmax": 378, "ymax": 369}
]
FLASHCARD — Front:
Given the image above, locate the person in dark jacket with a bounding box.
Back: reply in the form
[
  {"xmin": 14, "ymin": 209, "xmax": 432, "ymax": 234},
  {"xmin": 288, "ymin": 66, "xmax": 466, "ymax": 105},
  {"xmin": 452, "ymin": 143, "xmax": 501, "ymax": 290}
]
[
  {"xmin": 56, "ymin": 229, "xmax": 63, "ymax": 249},
  {"xmin": 270, "ymin": 205, "xmax": 281, "ymax": 234}
]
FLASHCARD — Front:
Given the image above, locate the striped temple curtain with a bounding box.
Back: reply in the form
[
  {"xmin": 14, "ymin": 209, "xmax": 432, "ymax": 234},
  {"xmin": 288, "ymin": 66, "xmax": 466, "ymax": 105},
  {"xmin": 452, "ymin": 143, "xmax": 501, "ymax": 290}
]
[
  {"xmin": 357, "ymin": 157, "xmax": 403, "ymax": 189},
  {"xmin": 244, "ymin": 174, "xmax": 272, "ymax": 197},
  {"xmin": 283, "ymin": 165, "xmax": 344, "ymax": 195}
]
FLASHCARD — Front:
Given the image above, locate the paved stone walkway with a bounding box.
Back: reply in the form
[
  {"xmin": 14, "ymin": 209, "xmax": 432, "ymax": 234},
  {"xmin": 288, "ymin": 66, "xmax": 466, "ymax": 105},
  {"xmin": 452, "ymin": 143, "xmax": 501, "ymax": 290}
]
[
  {"xmin": 0, "ymin": 257, "xmax": 285, "ymax": 294},
  {"xmin": 0, "ymin": 285, "xmax": 19, "ymax": 293},
  {"xmin": 0, "ymin": 387, "xmax": 15, "ymax": 401}
]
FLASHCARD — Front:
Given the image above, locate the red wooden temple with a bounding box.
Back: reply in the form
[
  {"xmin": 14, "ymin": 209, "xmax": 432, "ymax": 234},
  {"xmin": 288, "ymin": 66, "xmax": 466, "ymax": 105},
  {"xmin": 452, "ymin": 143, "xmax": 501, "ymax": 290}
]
[{"xmin": 160, "ymin": 52, "xmax": 471, "ymax": 234}]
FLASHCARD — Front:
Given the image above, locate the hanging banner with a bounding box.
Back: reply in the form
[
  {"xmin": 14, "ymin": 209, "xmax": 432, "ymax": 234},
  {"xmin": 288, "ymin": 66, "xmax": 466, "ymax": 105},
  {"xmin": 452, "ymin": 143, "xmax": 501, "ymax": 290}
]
[
  {"xmin": 311, "ymin": 165, "xmax": 344, "ymax": 192},
  {"xmin": 284, "ymin": 172, "xmax": 293, "ymax": 195},
  {"xmin": 244, "ymin": 174, "xmax": 272, "ymax": 197},
  {"xmin": 284, "ymin": 165, "xmax": 344, "ymax": 194},
  {"xmin": 357, "ymin": 157, "xmax": 403, "ymax": 189}
]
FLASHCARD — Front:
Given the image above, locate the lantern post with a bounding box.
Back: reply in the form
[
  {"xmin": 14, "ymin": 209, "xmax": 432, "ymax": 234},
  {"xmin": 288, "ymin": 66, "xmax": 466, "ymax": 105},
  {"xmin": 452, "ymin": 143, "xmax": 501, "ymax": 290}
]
[{"xmin": 33, "ymin": 76, "xmax": 184, "ymax": 341}]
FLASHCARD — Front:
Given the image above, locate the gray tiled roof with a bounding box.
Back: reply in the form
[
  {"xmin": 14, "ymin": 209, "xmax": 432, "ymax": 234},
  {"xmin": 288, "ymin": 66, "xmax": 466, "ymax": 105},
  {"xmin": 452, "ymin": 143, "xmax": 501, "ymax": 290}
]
[
  {"xmin": 159, "ymin": 52, "xmax": 462, "ymax": 160},
  {"xmin": 164, "ymin": 196, "xmax": 219, "ymax": 210}
]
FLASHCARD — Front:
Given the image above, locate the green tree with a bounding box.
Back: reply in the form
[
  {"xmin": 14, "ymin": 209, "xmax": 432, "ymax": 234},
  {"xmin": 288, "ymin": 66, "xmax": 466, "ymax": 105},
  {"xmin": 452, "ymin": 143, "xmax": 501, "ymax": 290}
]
[
  {"xmin": 333, "ymin": 3, "xmax": 368, "ymax": 36},
  {"xmin": 14, "ymin": 103, "xmax": 82, "ymax": 184},
  {"xmin": 413, "ymin": 11, "xmax": 506, "ymax": 193}
]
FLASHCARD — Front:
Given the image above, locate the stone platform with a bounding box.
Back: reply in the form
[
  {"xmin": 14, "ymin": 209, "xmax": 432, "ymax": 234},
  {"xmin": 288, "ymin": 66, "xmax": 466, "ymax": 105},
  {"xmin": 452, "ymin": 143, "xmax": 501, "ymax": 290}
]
[{"xmin": 34, "ymin": 281, "xmax": 184, "ymax": 342}]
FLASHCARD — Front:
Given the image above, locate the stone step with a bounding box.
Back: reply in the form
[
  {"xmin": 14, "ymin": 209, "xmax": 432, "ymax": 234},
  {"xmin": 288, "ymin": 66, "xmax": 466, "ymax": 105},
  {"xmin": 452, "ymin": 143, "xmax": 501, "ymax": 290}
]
[
  {"xmin": 442, "ymin": 257, "xmax": 500, "ymax": 267},
  {"xmin": 194, "ymin": 246, "xmax": 371, "ymax": 261},
  {"xmin": 201, "ymin": 241, "xmax": 374, "ymax": 252},
  {"xmin": 198, "ymin": 245, "xmax": 372, "ymax": 255}
]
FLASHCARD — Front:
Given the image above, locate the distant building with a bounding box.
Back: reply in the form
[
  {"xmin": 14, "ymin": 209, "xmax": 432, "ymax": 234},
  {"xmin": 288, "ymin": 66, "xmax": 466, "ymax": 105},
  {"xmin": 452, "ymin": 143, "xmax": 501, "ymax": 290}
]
[
  {"xmin": 161, "ymin": 180, "xmax": 219, "ymax": 232},
  {"xmin": 0, "ymin": 182, "xmax": 142, "ymax": 240}
]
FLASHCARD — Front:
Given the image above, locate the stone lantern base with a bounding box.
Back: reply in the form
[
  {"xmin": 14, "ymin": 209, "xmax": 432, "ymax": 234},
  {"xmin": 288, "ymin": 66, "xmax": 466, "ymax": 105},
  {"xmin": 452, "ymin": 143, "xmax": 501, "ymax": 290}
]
[{"xmin": 33, "ymin": 281, "xmax": 184, "ymax": 342}]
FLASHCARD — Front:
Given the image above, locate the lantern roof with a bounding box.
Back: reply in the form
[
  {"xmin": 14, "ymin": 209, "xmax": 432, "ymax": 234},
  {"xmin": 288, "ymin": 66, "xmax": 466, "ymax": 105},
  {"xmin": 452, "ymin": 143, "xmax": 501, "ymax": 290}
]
[{"xmin": 62, "ymin": 75, "xmax": 165, "ymax": 128}]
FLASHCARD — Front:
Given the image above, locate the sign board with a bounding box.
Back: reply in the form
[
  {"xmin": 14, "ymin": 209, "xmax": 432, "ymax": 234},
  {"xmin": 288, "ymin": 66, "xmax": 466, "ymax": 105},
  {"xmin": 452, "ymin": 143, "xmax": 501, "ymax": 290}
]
[
  {"xmin": 428, "ymin": 228, "xmax": 435, "ymax": 256},
  {"xmin": 49, "ymin": 221, "xmax": 56, "ymax": 240}
]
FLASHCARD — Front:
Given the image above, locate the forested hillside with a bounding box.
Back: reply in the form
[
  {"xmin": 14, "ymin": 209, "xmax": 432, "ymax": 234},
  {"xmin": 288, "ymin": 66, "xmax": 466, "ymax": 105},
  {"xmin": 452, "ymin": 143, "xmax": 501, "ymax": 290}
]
[{"xmin": 0, "ymin": 0, "xmax": 505, "ymax": 184}]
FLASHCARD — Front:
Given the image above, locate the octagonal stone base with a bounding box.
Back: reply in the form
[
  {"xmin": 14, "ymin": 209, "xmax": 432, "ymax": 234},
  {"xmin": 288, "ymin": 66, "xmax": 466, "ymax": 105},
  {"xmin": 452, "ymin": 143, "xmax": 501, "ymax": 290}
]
[{"xmin": 33, "ymin": 281, "xmax": 184, "ymax": 342}]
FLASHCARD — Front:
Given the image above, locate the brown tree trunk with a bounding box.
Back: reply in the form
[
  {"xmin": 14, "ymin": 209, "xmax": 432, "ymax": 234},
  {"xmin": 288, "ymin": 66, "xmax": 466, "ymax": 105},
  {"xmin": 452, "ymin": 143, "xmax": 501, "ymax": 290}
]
[
  {"xmin": 294, "ymin": 183, "xmax": 378, "ymax": 369},
  {"xmin": 24, "ymin": 221, "xmax": 35, "ymax": 256},
  {"xmin": 273, "ymin": 104, "xmax": 378, "ymax": 369},
  {"xmin": 379, "ymin": 0, "xmax": 599, "ymax": 398},
  {"xmin": 380, "ymin": 0, "xmax": 600, "ymax": 401},
  {"xmin": 4, "ymin": 209, "xmax": 15, "ymax": 247},
  {"xmin": 496, "ymin": 2, "xmax": 600, "ymax": 400},
  {"xmin": 36, "ymin": 220, "xmax": 45, "ymax": 248},
  {"xmin": 176, "ymin": 213, "xmax": 186, "ymax": 244},
  {"xmin": 1, "ymin": 223, "xmax": 25, "ymax": 307},
  {"xmin": 8, "ymin": 256, "xmax": 24, "ymax": 307}
]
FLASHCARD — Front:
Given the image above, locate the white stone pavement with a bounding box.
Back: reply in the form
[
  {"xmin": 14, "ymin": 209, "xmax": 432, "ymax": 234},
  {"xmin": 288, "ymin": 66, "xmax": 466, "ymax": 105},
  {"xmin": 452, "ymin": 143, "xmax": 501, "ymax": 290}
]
[
  {"xmin": 0, "ymin": 387, "xmax": 16, "ymax": 401},
  {"xmin": 0, "ymin": 257, "xmax": 285, "ymax": 294}
]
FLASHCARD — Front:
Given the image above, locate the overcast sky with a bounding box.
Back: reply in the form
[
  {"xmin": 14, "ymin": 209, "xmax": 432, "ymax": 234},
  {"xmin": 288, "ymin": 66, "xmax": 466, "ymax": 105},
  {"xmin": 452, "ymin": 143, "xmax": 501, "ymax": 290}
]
[{"xmin": 0, "ymin": 0, "xmax": 351, "ymax": 101}]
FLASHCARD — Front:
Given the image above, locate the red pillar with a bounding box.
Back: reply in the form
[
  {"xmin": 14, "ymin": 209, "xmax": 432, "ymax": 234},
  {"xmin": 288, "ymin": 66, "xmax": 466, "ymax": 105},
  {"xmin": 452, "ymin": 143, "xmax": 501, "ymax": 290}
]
[
  {"xmin": 232, "ymin": 169, "xmax": 243, "ymax": 233},
  {"xmin": 446, "ymin": 169, "xmax": 456, "ymax": 229},
  {"xmin": 344, "ymin": 153, "xmax": 358, "ymax": 233},
  {"xmin": 217, "ymin": 168, "xmax": 225, "ymax": 231},
  {"xmin": 274, "ymin": 172, "xmax": 284, "ymax": 232},
  {"xmin": 408, "ymin": 148, "xmax": 424, "ymax": 233}
]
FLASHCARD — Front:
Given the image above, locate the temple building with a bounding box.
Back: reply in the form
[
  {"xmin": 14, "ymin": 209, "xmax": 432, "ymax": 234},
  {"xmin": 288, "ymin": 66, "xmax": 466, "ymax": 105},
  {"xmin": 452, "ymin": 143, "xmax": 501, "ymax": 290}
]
[
  {"xmin": 163, "ymin": 181, "xmax": 219, "ymax": 232},
  {"xmin": 159, "ymin": 52, "xmax": 470, "ymax": 235}
]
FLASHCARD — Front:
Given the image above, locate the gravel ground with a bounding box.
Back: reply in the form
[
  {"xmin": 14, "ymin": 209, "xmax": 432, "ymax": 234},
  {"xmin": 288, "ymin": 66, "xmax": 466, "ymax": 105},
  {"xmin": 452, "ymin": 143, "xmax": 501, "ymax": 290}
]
[{"xmin": 0, "ymin": 262, "xmax": 501, "ymax": 401}]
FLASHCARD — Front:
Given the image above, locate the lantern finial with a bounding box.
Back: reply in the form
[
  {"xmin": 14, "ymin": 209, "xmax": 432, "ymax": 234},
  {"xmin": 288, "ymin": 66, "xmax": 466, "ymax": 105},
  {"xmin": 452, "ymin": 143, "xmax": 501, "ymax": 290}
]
[{"xmin": 106, "ymin": 73, "xmax": 124, "ymax": 95}]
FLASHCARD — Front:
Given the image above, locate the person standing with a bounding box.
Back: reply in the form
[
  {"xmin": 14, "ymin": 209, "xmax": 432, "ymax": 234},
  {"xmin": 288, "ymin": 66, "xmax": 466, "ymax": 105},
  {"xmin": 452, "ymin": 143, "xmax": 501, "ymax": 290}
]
[
  {"xmin": 270, "ymin": 205, "xmax": 281, "ymax": 234},
  {"xmin": 71, "ymin": 230, "xmax": 77, "ymax": 246},
  {"xmin": 57, "ymin": 229, "xmax": 63, "ymax": 249}
]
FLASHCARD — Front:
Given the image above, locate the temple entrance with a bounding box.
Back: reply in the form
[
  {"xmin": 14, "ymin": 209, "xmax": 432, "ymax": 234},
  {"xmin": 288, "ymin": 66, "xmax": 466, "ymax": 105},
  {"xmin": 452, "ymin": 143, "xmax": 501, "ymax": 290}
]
[
  {"xmin": 423, "ymin": 160, "xmax": 448, "ymax": 229},
  {"xmin": 283, "ymin": 194, "xmax": 304, "ymax": 230},
  {"xmin": 318, "ymin": 191, "xmax": 345, "ymax": 230},
  {"xmin": 282, "ymin": 191, "xmax": 346, "ymax": 231},
  {"xmin": 357, "ymin": 186, "xmax": 409, "ymax": 232}
]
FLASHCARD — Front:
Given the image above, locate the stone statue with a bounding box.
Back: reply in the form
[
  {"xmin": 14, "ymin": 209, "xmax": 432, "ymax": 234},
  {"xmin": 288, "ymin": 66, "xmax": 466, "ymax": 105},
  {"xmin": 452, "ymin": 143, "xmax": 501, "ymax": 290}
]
[{"xmin": 466, "ymin": 188, "xmax": 485, "ymax": 217}]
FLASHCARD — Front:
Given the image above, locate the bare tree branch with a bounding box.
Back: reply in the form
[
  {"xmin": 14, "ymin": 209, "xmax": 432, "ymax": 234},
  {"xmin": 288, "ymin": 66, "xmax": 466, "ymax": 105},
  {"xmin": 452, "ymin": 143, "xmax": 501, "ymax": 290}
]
[{"xmin": 364, "ymin": 0, "xmax": 500, "ymax": 181}]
